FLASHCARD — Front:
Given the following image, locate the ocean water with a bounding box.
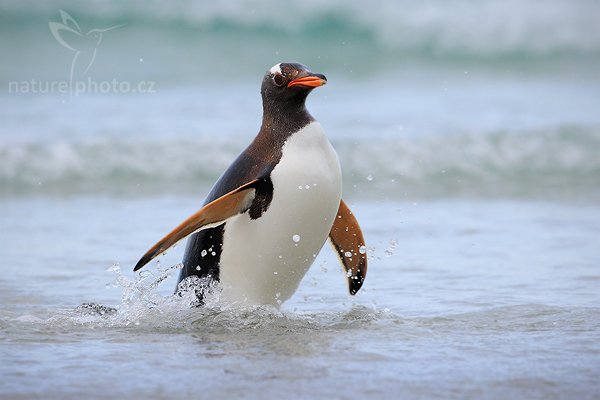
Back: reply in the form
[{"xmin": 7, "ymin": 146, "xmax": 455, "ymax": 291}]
[{"xmin": 1, "ymin": 1, "xmax": 600, "ymax": 399}]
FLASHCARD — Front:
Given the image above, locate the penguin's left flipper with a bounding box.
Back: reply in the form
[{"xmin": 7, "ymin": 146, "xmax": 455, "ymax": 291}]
[
  {"xmin": 329, "ymin": 199, "xmax": 368, "ymax": 295},
  {"xmin": 133, "ymin": 179, "xmax": 263, "ymax": 272}
]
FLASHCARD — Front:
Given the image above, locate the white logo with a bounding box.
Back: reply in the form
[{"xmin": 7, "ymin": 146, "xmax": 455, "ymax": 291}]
[
  {"xmin": 7, "ymin": 11, "xmax": 155, "ymax": 97},
  {"xmin": 49, "ymin": 10, "xmax": 124, "ymax": 82}
]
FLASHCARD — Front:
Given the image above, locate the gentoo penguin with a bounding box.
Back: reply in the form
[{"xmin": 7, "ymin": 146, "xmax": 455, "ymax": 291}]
[{"xmin": 134, "ymin": 62, "xmax": 367, "ymax": 306}]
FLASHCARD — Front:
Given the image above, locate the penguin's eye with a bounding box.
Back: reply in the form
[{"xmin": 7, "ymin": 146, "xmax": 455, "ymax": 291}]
[{"xmin": 273, "ymin": 74, "xmax": 285, "ymax": 87}]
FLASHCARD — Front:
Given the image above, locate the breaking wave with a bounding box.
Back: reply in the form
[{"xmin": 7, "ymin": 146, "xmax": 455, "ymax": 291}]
[
  {"xmin": 1, "ymin": 0, "xmax": 599, "ymax": 64},
  {"xmin": 1, "ymin": 126, "xmax": 599, "ymax": 200}
]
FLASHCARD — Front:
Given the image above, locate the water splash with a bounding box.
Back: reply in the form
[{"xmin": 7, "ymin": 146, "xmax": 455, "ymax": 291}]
[
  {"xmin": 68, "ymin": 263, "xmax": 203, "ymax": 328},
  {"xmin": 44, "ymin": 262, "xmax": 394, "ymax": 334}
]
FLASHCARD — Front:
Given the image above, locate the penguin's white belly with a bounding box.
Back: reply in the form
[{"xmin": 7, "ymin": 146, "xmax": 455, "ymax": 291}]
[{"xmin": 219, "ymin": 122, "xmax": 342, "ymax": 306}]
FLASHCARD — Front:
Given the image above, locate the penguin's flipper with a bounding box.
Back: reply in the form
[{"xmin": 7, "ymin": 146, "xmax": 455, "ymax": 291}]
[
  {"xmin": 134, "ymin": 179, "xmax": 261, "ymax": 272},
  {"xmin": 328, "ymin": 199, "xmax": 368, "ymax": 295}
]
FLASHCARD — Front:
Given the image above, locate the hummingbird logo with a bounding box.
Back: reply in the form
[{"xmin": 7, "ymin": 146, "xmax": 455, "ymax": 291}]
[{"xmin": 49, "ymin": 10, "xmax": 123, "ymax": 83}]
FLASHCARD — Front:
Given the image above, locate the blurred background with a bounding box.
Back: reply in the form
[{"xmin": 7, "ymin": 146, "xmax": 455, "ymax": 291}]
[{"xmin": 1, "ymin": 0, "xmax": 599, "ymax": 200}]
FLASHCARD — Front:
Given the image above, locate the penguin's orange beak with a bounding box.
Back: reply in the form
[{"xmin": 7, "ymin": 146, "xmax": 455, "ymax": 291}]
[{"xmin": 288, "ymin": 74, "xmax": 327, "ymax": 88}]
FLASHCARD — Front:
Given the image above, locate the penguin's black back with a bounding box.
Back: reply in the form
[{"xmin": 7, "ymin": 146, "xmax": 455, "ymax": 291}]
[{"xmin": 177, "ymin": 62, "xmax": 319, "ymax": 293}]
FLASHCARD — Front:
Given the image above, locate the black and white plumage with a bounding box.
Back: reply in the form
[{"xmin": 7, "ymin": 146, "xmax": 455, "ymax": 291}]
[{"xmin": 134, "ymin": 62, "xmax": 367, "ymax": 306}]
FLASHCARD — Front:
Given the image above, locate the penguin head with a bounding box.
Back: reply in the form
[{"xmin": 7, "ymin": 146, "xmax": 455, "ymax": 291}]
[{"xmin": 261, "ymin": 62, "xmax": 327, "ymax": 107}]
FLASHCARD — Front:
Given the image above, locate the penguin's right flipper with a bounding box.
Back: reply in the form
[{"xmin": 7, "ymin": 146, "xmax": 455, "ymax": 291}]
[{"xmin": 133, "ymin": 179, "xmax": 263, "ymax": 272}]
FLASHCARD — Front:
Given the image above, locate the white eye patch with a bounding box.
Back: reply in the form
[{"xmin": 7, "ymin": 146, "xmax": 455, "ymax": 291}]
[{"xmin": 269, "ymin": 63, "xmax": 282, "ymax": 75}]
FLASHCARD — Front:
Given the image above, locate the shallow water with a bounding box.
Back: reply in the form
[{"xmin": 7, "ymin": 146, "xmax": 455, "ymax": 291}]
[{"xmin": 1, "ymin": 199, "xmax": 599, "ymax": 399}]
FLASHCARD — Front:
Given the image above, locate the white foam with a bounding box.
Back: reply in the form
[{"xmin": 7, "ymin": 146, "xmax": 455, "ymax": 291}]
[{"xmin": 1, "ymin": 127, "xmax": 599, "ymax": 199}]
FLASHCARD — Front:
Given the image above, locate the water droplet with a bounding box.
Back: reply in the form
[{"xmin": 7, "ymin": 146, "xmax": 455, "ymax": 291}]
[
  {"xmin": 344, "ymin": 251, "xmax": 352, "ymax": 258},
  {"xmin": 273, "ymin": 271, "xmax": 278, "ymax": 275},
  {"xmin": 292, "ymin": 234, "xmax": 301, "ymax": 243},
  {"xmin": 106, "ymin": 264, "xmax": 120, "ymax": 273},
  {"xmin": 201, "ymin": 250, "xmax": 207, "ymax": 257},
  {"xmin": 298, "ymin": 185, "xmax": 303, "ymax": 190},
  {"xmin": 385, "ymin": 239, "xmax": 398, "ymax": 257},
  {"xmin": 305, "ymin": 185, "xmax": 310, "ymax": 189},
  {"xmin": 359, "ymin": 245, "xmax": 367, "ymax": 254},
  {"xmin": 211, "ymin": 251, "xmax": 216, "ymax": 256},
  {"xmin": 320, "ymin": 261, "xmax": 328, "ymax": 272},
  {"xmin": 366, "ymin": 174, "xmax": 373, "ymax": 181},
  {"xmin": 346, "ymin": 270, "xmax": 353, "ymax": 277},
  {"xmin": 139, "ymin": 57, "xmax": 144, "ymax": 62}
]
